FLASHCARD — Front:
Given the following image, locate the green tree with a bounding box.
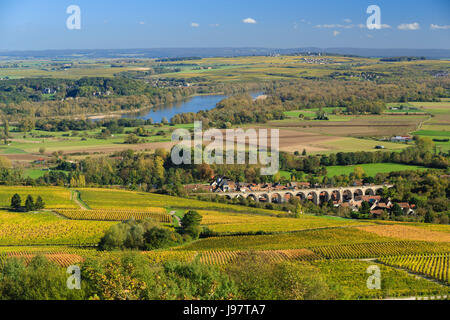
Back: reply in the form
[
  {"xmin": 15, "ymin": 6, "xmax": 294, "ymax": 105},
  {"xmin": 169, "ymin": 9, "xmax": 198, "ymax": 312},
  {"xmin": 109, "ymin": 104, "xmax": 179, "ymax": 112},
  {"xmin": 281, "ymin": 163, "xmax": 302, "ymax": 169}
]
[
  {"xmin": 181, "ymin": 210, "xmax": 202, "ymax": 229},
  {"xmin": 359, "ymin": 201, "xmax": 371, "ymax": 216},
  {"xmin": 353, "ymin": 166, "xmax": 365, "ymax": 179},
  {"xmin": 10, "ymin": 193, "xmax": 21, "ymax": 210},
  {"xmin": 143, "ymin": 227, "xmax": 182, "ymax": 250},
  {"xmin": 181, "ymin": 210, "xmax": 203, "ymax": 239},
  {"xmin": 391, "ymin": 203, "xmax": 403, "ymax": 217},
  {"xmin": 424, "ymin": 211, "xmax": 434, "ymax": 223},
  {"xmin": 124, "ymin": 134, "xmax": 139, "ymax": 144},
  {"xmin": 25, "ymin": 195, "xmax": 35, "ymax": 212},
  {"xmin": 34, "ymin": 196, "xmax": 45, "ymax": 210}
]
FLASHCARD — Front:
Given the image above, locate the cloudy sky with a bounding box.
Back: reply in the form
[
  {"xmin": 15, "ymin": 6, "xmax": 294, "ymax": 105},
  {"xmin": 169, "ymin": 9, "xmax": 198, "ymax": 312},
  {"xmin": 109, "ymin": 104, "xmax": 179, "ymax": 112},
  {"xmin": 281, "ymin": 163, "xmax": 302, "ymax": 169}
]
[{"xmin": 0, "ymin": 0, "xmax": 449, "ymax": 50}]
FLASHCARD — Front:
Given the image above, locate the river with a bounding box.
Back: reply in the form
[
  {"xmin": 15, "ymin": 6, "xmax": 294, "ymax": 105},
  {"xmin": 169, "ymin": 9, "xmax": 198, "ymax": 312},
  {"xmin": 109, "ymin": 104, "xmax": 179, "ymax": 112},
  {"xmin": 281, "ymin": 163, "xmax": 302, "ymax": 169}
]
[{"xmin": 120, "ymin": 92, "xmax": 262, "ymax": 122}]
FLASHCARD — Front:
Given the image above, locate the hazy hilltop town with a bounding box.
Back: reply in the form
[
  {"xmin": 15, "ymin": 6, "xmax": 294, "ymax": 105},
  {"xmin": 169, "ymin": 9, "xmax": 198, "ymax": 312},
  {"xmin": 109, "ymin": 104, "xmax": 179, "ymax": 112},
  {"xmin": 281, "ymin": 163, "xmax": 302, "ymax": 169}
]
[{"xmin": 0, "ymin": 0, "xmax": 449, "ymax": 305}]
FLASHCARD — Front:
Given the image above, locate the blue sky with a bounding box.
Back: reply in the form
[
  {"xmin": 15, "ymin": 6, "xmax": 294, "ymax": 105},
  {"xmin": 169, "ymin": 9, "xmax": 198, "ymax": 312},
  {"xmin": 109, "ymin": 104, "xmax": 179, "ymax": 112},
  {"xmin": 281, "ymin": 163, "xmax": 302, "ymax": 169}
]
[{"xmin": 0, "ymin": 0, "xmax": 449, "ymax": 50}]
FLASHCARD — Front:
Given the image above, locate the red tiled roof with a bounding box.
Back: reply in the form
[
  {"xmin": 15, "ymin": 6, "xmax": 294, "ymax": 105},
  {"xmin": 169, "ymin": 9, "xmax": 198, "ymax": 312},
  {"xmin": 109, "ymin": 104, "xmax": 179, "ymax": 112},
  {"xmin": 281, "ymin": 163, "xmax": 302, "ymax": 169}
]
[{"xmin": 361, "ymin": 195, "xmax": 381, "ymax": 201}]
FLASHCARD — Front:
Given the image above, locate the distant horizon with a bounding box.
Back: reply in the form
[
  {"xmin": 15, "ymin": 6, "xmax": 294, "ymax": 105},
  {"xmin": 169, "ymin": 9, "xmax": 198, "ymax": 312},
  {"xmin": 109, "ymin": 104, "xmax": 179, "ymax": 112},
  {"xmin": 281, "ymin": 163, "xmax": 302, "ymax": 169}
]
[
  {"xmin": 2, "ymin": 46, "xmax": 450, "ymax": 52},
  {"xmin": 1, "ymin": 47, "xmax": 450, "ymax": 60}
]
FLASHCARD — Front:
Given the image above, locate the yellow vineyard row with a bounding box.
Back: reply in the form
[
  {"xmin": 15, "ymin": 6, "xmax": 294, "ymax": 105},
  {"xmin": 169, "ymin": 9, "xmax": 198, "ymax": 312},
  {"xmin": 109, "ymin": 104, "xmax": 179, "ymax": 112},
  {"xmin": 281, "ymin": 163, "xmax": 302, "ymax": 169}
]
[{"xmin": 55, "ymin": 208, "xmax": 172, "ymax": 223}]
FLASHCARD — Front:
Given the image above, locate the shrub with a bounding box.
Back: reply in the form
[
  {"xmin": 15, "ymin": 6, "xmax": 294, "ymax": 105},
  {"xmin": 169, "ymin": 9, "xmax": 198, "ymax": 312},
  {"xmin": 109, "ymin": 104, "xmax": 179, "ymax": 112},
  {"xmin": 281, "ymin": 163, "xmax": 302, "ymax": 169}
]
[
  {"xmin": 98, "ymin": 219, "xmax": 158, "ymax": 251},
  {"xmin": 0, "ymin": 256, "xmax": 83, "ymax": 300},
  {"xmin": 143, "ymin": 227, "xmax": 183, "ymax": 250},
  {"xmin": 225, "ymin": 253, "xmax": 332, "ymax": 300},
  {"xmin": 184, "ymin": 225, "xmax": 202, "ymax": 239}
]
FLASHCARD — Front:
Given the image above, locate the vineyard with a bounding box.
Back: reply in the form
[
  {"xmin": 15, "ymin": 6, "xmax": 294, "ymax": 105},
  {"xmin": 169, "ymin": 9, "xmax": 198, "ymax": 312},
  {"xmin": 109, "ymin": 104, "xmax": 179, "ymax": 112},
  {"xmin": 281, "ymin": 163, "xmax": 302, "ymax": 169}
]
[
  {"xmin": 311, "ymin": 241, "xmax": 450, "ymax": 259},
  {"xmin": 0, "ymin": 210, "xmax": 113, "ymax": 246},
  {"xmin": 198, "ymin": 210, "xmax": 368, "ymax": 234},
  {"xmin": 55, "ymin": 208, "xmax": 172, "ymax": 223},
  {"xmin": 180, "ymin": 228, "xmax": 394, "ymax": 251},
  {"xmin": 311, "ymin": 260, "xmax": 449, "ymax": 299},
  {"xmin": 143, "ymin": 250, "xmax": 199, "ymax": 264},
  {"xmin": 379, "ymin": 254, "xmax": 450, "ymax": 284},
  {"xmin": 0, "ymin": 252, "xmax": 84, "ymax": 267},
  {"xmin": 198, "ymin": 249, "xmax": 321, "ymax": 265},
  {"xmin": 77, "ymin": 188, "xmax": 288, "ymax": 216},
  {"xmin": 357, "ymin": 224, "xmax": 450, "ymax": 242}
]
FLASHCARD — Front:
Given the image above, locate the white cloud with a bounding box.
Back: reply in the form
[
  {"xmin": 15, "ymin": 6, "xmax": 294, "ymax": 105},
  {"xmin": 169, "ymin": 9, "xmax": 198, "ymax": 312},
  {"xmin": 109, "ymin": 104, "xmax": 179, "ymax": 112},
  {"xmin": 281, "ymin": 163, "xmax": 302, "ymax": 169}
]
[
  {"xmin": 314, "ymin": 24, "xmax": 359, "ymax": 29},
  {"xmin": 315, "ymin": 24, "xmax": 343, "ymax": 28},
  {"xmin": 358, "ymin": 23, "xmax": 391, "ymax": 29},
  {"xmin": 430, "ymin": 24, "xmax": 450, "ymax": 30},
  {"xmin": 333, "ymin": 30, "xmax": 340, "ymax": 37},
  {"xmin": 398, "ymin": 22, "xmax": 420, "ymax": 30},
  {"xmin": 344, "ymin": 19, "xmax": 352, "ymax": 23},
  {"xmin": 243, "ymin": 17, "xmax": 257, "ymax": 24},
  {"xmin": 139, "ymin": 21, "xmax": 145, "ymax": 25},
  {"xmin": 209, "ymin": 24, "xmax": 220, "ymax": 27},
  {"xmin": 379, "ymin": 24, "xmax": 391, "ymax": 29},
  {"xmin": 191, "ymin": 22, "xmax": 200, "ymax": 27}
]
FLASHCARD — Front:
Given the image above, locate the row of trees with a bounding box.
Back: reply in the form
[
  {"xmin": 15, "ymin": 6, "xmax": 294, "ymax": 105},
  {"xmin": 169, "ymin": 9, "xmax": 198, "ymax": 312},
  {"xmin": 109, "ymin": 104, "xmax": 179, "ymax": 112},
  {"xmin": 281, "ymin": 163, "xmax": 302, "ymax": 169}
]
[{"xmin": 10, "ymin": 194, "xmax": 45, "ymax": 212}]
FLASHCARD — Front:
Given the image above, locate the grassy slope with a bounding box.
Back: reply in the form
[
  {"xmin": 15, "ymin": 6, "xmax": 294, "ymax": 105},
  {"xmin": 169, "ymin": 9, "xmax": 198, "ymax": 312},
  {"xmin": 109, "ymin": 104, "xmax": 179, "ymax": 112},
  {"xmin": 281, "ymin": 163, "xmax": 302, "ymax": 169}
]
[{"xmin": 325, "ymin": 163, "xmax": 427, "ymax": 177}]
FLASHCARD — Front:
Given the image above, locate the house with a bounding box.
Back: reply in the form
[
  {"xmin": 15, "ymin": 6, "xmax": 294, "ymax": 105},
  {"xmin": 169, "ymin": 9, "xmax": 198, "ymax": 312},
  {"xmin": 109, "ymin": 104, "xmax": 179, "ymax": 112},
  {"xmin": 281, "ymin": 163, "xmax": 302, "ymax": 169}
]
[
  {"xmin": 370, "ymin": 209, "xmax": 385, "ymax": 217},
  {"xmin": 373, "ymin": 201, "xmax": 392, "ymax": 211},
  {"xmin": 184, "ymin": 184, "xmax": 212, "ymax": 193},
  {"xmin": 33, "ymin": 158, "xmax": 46, "ymax": 165},
  {"xmin": 360, "ymin": 195, "xmax": 381, "ymax": 203},
  {"xmin": 353, "ymin": 180, "xmax": 363, "ymax": 187},
  {"xmin": 42, "ymin": 88, "xmax": 56, "ymax": 94},
  {"xmin": 397, "ymin": 202, "xmax": 415, "ymax": 215},
  {"xmin": 210, "ymin": 176, "xmax": 235, "ymax": 192},
  {"xmin": 391, "ymin": 135, "xmax": 413, "ymax": 143}
]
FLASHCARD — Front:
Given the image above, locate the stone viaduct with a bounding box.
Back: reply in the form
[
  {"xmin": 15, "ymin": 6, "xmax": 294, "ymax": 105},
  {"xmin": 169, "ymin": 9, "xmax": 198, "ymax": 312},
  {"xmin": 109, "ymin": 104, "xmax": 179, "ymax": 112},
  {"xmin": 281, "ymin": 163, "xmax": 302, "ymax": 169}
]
[{"xmin": 215, "ymin": 185, "xmax": 393, "ymax": 205}]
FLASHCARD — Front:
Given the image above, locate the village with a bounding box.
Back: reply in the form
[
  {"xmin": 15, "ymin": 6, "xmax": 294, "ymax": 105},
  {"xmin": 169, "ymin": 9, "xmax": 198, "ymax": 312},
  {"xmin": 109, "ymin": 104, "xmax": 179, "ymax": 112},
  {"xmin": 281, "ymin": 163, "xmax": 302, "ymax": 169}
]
[{"xmin": 185, "ymin": 176, "xmax": 416, "ymax": 218}]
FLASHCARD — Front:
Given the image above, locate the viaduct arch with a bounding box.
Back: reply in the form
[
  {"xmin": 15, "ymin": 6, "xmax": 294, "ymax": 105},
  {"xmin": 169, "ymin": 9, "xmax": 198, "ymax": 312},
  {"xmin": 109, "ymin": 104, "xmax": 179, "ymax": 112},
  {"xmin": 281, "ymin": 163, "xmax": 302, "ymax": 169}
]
[{"xmin": 211, "ymin": 185, "xmax": 392, "ymax": 206}]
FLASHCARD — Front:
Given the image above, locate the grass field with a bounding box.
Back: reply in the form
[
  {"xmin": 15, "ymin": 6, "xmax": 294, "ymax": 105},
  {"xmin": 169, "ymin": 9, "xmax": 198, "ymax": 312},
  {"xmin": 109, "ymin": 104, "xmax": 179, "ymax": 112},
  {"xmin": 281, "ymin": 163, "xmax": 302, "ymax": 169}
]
[
  {"xmin": 410, "ymin": 101, "xmax": 450, "ymax": 152},
  {"xmin": 325, "ymin": 163, "xmax": 427, "ymax": 177}
]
